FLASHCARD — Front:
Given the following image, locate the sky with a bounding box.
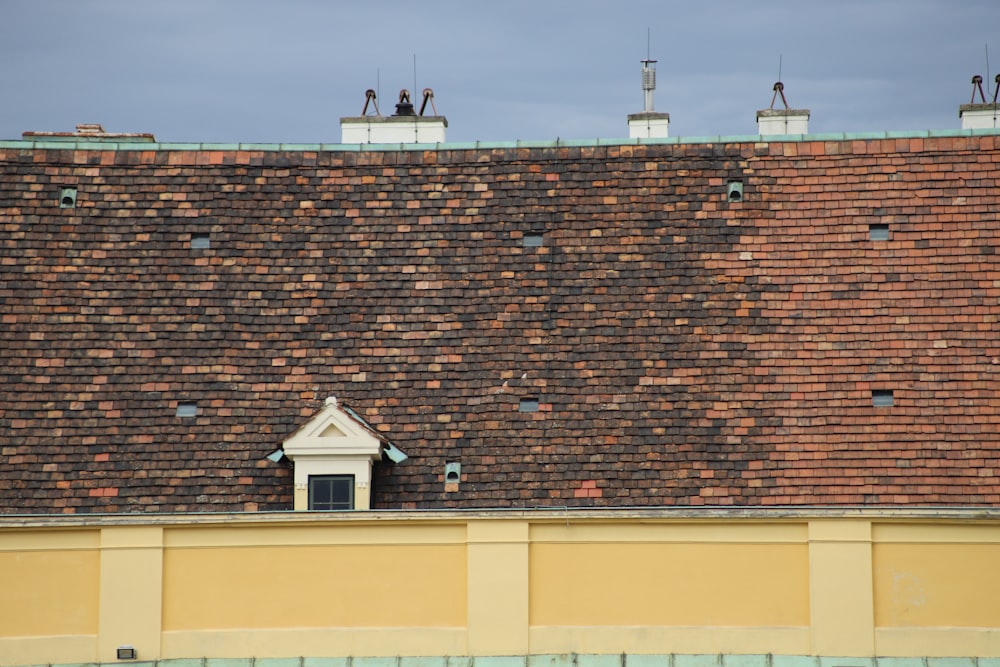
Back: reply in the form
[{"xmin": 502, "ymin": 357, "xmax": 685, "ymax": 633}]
[{"xmin": 3, "ymin": 0, "xmax": 1000, "ymax": 144}]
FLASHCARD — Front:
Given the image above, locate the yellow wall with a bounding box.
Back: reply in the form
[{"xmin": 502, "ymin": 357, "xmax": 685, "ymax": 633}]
[
  {"xmin": 870, "ymin": 523, "xmax": 1000, "ymax": 656},
  {"xmin": 530, "ymin": 527, "xmax": 808, "ymax": 627},
  {"xmin": 164, "ymin": 543, "xmax": 466, "ymax": 629},
  {"xmin": 0, "ymin": 511, "xmax": 999, "ymax": 666},
  {"xmin": 0, "ymin": 531, "xmax": 100, "ymax": 638}
]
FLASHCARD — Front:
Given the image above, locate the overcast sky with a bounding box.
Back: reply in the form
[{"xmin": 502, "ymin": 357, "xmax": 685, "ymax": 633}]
[{"xmin": 3, "ymin": 1, "xmax": 1000, "ymax": 144}]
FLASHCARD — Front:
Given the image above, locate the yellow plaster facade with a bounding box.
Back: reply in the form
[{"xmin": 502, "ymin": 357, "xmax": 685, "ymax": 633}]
[{"xmin": 1, "ymin": 510, "xmax": 999, "ymax": 666}]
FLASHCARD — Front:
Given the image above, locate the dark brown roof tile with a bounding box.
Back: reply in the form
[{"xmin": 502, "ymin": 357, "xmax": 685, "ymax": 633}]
[{"xmin": 2, "ymin": 137, "xmax": 999, "ymax": 512}]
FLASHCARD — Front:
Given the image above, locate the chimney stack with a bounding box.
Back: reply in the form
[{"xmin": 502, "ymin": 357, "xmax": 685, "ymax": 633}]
[
  {"xmin": 21, "ymin": 124, "xmax": 156, "ymax": 143},
  {"xmin": 341, "ymin": 88, "xmax": 447, "ymax": 144},
  {"xmin": 628, "ymin": 59, "xmax": 670, "ymax": 139},
  {"xmin": 756, "ymin": 82, "xmax": 810, "ymax": 136},
  {"xmin": 959, "ymin": 75, "xmax": 1000, "ymax": 129}
]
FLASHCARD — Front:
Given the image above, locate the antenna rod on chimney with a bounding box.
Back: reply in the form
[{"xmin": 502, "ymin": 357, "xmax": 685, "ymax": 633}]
[
  {"xmin": 641, "ymin": 58, "xmax": 657, "ymax": 113},
  {"xmin": 641, "ymin": 29, "xmax": 657, "ymax": 113}
]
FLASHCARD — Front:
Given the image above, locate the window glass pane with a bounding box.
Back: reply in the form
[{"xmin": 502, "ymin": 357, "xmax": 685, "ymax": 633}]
[
  {"xmin": 309, "ymin": 475, "xmax": 354, "ymax": 510},
  {"xmin": 313, "ymin": 480, "xmax": 331, "ymax": 505},
  {"xmin": 331, "ymin": 478, "xmax": 352, "ymax": 506}
]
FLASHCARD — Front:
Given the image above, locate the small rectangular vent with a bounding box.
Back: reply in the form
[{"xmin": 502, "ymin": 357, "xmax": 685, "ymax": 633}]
[
  {"xmin": 727, "ymin": 181, "xmax": 743, "ymax": 202},
  {"xmin": 519, "ymin": 397, "xmax": 540, "ymax": 412},
  {"xmin": 869, "ymin": 224, "xmax": 890, "ymax": 241},
  {"xmin": 872, "ymin": 390, "xmax": 894, "ymax": 407},
  {"xmin": 190, "ymin": 233, "xmax": 211, "ymax": 249},
  {"xmin": 523, "ymin": 233, "xmax": 544, "ymax": 248},
  {"xmin": 176, "ymin": 402, "xmax": 198, "ymax": 418},
  {"xmin": 59, "ymin": 187, "xmax": 77, "ymax": 208}
]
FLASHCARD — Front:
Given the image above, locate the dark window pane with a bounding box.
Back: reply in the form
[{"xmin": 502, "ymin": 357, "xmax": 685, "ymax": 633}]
[{"xmin": 308, "ymin": 475, "xmax": 354, "ymax": 510}]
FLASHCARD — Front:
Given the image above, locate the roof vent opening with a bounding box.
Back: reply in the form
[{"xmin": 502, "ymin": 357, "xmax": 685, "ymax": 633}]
[
  {"xmin": 176, "ymin": 402, "xmax": 199, "ymax": 418},
  {"xmin": 445, "ymin": 462, "xmax": 461, "ymax": 484},
  {"xmin": 59, "ymin": 187, "xmax": 77, "ymax": 208},
  {"xmin": 869, "ymin": 223, "xmax": 890, "ymax": 241},
  {"xmin": 190, "ymin": 233, "xmax": 211, "ymax": 249},
  {"xmin": 872, "ymin": 390, "xmax": 894, "ymax": 407},
  {"xmin": 523, "ymin": 232, "xmax": 544, "ymax": 248},
  {"xmin": 727, "ymin": 181, "xmax": 744, "ymax": 203},
  {"xmin": 519, "ymin": 397, "xmax": 540, "ymax": 413}
]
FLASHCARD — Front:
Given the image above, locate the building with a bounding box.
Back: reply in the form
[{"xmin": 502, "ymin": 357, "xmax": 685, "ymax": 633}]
[{"xmin": 1, "ymin": 80, "xmax": 1000, "ymax": 665}]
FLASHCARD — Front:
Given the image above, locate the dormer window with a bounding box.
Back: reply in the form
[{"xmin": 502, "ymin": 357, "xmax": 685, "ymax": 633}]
[
  {"xmin": 280, "ymin": 396, "xmax": 405, "ymax": 511},
  {"xmin": 308, "ymin": 474, "xmax": 355, "ymax": 510}
]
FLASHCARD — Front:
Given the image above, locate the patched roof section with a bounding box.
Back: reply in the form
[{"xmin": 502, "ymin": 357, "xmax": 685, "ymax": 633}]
[{"xmin": 1, "ymin": 135, "xmax": 999, "ymax": 514}]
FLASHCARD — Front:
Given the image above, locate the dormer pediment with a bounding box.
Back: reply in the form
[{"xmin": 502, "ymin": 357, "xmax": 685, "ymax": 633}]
[
  {"xmin": 282, "ymin": 396, "xmax": 384, "ymax": 460},
  {"xmin": 280, "ymin": 397, "xmax": 397, "ymax": 511}
]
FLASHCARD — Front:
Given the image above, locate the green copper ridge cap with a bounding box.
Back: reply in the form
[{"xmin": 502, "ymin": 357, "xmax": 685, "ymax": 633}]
[{"xmin": 1, "ymin": 127, "xmax": 999, "ymax": 152}]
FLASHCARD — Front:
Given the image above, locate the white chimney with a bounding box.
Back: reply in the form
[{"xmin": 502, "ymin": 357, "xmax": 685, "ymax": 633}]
[
  {"xmin": 628, "ymin": 59, "xmax": 670, "ymax": 139},
  {"xmin": 959, "ymin": 75, "xmax": 1000, "ymax": 129},
  {"xmin": 341, "ymin": 89, "xmax": 447, "ymax": 144},
  {"xmin": 757, "ymin": 82, "xmax": 810, "ymax": 136}
]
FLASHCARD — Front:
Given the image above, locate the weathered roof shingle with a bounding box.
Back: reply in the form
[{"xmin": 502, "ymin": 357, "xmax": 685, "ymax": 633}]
[{"xmin": 1, "ymin": 135, "xmax": 998, "ymax": 513}]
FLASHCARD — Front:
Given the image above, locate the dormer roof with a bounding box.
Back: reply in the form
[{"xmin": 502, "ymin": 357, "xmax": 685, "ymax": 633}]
[{"xmin": 282, "ymin": 396, "xmax": 390, "ymax": 460}]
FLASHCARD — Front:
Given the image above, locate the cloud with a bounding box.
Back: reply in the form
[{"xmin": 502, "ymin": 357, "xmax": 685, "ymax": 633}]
[{"xmin": 3, "ymin": 0, "xmax": 1000, "ymax": 142}]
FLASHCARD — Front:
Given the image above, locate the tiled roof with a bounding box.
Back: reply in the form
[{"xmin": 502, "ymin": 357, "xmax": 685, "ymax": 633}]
[{"xmin": 1, "ymin": 135, "xmax": 999, "ymax": 513}]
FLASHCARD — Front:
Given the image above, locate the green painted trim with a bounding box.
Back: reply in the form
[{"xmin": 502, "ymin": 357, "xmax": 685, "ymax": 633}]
[
  {"xmin": 817, "ymin": 658, "xmax": 874, "ymax": 667},
  {"xmin": 675, "ymin": 655, "xmax": 723, "ymax": 667},
  {"xmin": 204, "ymin": 660, "xmax": 252, "ymax": 667},
  {"xmin": 398, "ymin": 658, "xmax": 450, "ymax": 667},
  {"xmin": 577, "ymin": 656, "xmax": 626, "ymax": 667},
  {"xmin": 927, "ymin": 660, "xmax": 977, "ymax": 667},
  {"xmin": 873, "ymin": 660, "xmax": 925, "ymax": 667},
  {"xmin": 770, "ymin": 658, "xmax": 819, "ymax": 667},
  {"xmin": 256, "ymin": 659, "xmax": 307, "ymax": 667},
  {"xmin": 626, "ymin": 656, "xmax": 672, "ymax": 667},
  {"xmin": 303, "ymin": 660, "xmax": 350, "ymax": 667},
  {"xmin": 722, "ymin": 657, "xmax": 771, "ymax": 667},
  {"xmin": 474, "ymin": 658, "xmax": 527, "ymax": 667},
  {"xmin": 351, "ymin": 658, "xmax": 400, "ymax": 667},
  {"xmin": 276, "ymin": 143, "xmax": 325, "ymax": 151},
  {"xmin": 528, "ymin": 656, "xmax": 578, "ymax": 667}
]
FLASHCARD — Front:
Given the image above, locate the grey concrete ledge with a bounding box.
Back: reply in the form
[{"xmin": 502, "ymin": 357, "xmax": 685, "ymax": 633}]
[{"xmin": 3, "ymin": 505, "xmax": 1000, "ymax": 529}]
